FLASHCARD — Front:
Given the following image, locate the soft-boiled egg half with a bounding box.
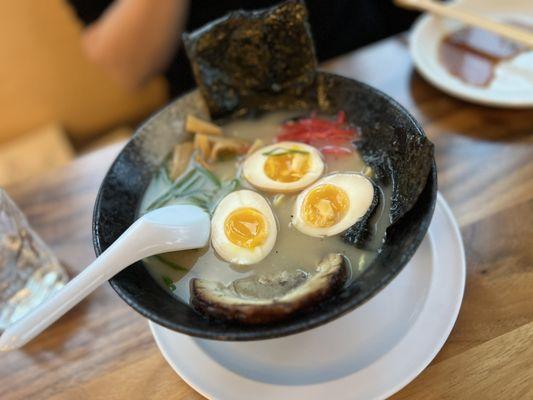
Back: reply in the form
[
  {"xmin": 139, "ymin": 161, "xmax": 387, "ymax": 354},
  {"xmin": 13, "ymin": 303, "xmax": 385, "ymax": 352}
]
[
  {"xmin": 242, "ymin": 141, "xmax": 324, "ymax": 193},
  {"xmin": 211, "ymin": 190, "xmax": 277, "ymax": 265},
  {"xmin": 292, "ymin": 173, "xmax": 375, "ymax": 237}
]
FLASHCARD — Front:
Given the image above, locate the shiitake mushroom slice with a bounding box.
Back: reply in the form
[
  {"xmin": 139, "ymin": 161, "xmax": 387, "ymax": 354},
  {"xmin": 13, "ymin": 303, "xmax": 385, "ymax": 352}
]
[{"xmin": 190, "ymin": 253, "xmax": 348, "ymax": 324}]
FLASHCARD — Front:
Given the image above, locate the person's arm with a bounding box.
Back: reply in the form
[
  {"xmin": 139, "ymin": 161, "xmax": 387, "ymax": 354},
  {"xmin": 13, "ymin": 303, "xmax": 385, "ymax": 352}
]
[{"xmin": 82, "ymin": 0, "xmax": 189, "ymax": 90}]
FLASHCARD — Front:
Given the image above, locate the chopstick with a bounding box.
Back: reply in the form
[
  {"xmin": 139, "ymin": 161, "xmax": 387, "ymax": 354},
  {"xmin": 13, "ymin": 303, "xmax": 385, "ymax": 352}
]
[{"xmin": 395, "ymin": 0, "xmax": 533, "ymax": 48}]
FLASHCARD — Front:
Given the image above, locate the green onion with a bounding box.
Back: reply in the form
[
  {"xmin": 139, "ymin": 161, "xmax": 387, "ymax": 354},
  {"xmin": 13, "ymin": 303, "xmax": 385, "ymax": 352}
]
[
  {"xmin": 262, "ymin": 147, "xmax": 309, "ymax": 157},
  {"xmin": 146, "ymin": 165, "xmax": 220, "ymax": 211},
  {"xmin": 196, "ymin": 164, "xmax": 221, "ymax": 186},
  {"xmin": 145, "ymin": 162, "xmax": 243, "ymax": 217},
  {"xmin": 157, "ymin": 164, "xmax": 173, "ymax": 185},
  {"xmin": 153, "ymin": 255, "xmax": 188, "ymax": 272},
  {"xmin": 208, "ymin": 179, "xmax": 241, "ymax": 214},
  {"xmin": 162, "ymin": 275, "xmax": 176, "ymax": 291}
]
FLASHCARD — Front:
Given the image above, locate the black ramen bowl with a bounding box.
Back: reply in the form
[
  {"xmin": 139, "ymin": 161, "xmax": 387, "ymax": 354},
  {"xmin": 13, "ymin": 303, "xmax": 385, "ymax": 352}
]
[{"xmin": 92, "ymin": 72, "xmax": 437, "ymax": 341}]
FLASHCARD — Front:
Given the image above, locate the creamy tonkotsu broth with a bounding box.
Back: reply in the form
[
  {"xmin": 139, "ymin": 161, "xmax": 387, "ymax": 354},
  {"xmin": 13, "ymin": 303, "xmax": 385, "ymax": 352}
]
[{"xmin": 140, "ymin": 111, "xmax": 390, "ymax": 304}]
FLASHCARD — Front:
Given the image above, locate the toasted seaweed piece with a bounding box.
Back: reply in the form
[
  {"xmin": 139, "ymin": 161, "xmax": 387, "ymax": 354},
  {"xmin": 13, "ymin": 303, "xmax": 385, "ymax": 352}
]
[
  {"xmin": 190, "ymin": 253, "xmax": 348, "ymax": 324},
  {"xmin": 342, "ymin": 183, "xmax": 380, "ymax": 249},
  {"xmin": 182, "ymin": 0, "xmax": 317, "ymax": 117},
  {"xmin": 356, "ymin": 126, "xmax": 433, "ymax": 224}
]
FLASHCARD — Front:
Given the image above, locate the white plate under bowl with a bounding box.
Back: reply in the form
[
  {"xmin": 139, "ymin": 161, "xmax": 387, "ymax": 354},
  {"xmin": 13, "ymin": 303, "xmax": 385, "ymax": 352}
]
[
  {"xmin": 410, "ymin": 0, "xmax": 533, "ymax": 108},
  {"xmin": 149, "ymin": 194, "xmax": 465, "ymax": 400}
]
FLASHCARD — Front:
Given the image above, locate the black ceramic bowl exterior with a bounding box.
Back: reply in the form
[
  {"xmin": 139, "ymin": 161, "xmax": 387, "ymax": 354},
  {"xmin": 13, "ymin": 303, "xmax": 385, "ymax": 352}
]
[{"xmin": 93, "ymin": 73, "xmax": 437, "ymax": 341}]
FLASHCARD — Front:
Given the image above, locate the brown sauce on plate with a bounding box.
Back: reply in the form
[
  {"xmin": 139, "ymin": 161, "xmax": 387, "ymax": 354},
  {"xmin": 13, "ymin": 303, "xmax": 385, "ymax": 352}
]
[{"xmin": 439, "ymin": 23, "xmax": 531, "ymax": 87}]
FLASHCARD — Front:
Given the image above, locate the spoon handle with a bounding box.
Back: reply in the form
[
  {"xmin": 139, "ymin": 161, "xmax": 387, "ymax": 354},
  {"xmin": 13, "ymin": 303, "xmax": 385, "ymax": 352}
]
[{"xmin": 0, "ymin": 204, "xmax": 210, "ymax": 351}]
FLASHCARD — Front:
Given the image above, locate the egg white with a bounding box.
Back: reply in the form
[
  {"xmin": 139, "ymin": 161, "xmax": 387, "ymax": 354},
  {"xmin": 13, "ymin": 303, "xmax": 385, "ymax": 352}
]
[
  {"xmin": 292, "ymin": 173, "xmax": 375, "ymax": 237},
  {"xmin": 211, "ymin": 190, "xmax": 277, "ymax": 265},
  {"xmin": 242, "ymin": 141, "xmax": 325, "ymax": 193}
]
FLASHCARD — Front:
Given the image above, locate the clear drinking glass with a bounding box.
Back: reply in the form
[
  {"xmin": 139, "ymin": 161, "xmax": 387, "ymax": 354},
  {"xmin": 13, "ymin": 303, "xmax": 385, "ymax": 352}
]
[{"xmin": 0, "ymin": 189, "xmax": 68, "ymax": 330}]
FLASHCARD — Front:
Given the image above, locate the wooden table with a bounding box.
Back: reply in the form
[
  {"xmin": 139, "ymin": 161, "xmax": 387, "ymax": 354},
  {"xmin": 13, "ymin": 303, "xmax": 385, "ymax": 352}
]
[{"xmin": 1, "ymin": 35, "xmax": 532, "ymax": 399}]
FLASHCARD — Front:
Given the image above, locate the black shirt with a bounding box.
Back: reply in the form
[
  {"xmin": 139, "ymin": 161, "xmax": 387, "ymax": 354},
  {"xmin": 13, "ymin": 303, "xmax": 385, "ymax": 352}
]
[{"xmin": 68, "ymin": 0, "xmax": 417, "ymax": 96}]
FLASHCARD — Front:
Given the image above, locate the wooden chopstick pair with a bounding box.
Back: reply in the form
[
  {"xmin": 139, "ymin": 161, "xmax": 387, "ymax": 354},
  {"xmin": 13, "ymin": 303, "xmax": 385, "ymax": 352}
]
[{"xmin": 395, "ymin": 0, "xmax": 533, "ymax": 48}]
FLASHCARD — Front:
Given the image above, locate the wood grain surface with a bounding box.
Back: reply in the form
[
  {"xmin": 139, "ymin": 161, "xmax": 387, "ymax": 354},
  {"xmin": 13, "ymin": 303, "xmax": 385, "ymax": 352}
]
[{"xmin": 1, "ymin": 35, "xmax": 532, "ymax": 399}]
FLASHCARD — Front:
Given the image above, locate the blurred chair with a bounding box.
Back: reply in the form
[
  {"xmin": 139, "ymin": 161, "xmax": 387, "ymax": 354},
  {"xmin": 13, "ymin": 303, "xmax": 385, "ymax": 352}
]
[{"xmin": 0, "ymin": 124, "xmax": 74, "ymax": 186}]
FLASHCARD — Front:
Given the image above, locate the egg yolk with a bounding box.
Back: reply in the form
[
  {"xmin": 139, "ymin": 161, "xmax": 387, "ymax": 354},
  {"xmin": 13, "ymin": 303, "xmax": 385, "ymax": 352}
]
[
  {"xmin": 302, "ymin": 184, "xmax": 349, "ymax": 228},
  {"xmin": 224, "ymin": 207, "xmax": 268, "ymax": 249},
  {"xmin": 264, "ymin": 151, "xmax": 310, "ymax": 182}
]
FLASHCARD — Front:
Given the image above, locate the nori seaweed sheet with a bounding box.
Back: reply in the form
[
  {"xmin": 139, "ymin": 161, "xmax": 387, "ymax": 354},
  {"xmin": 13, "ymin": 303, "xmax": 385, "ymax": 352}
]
[
  {"xmin": 182, "ymin": 0, "xmax": 317, "ymax": 118},
  {"xmin": 356, "ymin": 127, "xmax": 434, "ymax": 224},
  {"xmin": 342, "ymin": 182, "xmax": 380, "ymax": 249}
]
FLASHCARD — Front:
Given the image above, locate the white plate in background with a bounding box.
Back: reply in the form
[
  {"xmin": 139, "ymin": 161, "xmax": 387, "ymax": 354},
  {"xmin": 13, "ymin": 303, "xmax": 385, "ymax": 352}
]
[
  {"xmin": 410, "ymin": 0, "xmax": 533, "ymax": 107},
  {"xmin": 149, "ymin": 194, "xmax": 466, "ymax": 400}
]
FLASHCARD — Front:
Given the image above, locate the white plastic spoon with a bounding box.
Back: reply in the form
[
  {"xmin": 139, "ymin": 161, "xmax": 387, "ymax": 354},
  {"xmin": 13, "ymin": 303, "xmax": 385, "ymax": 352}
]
[{"xmin": 0, "ymin": 204, "xmax": 210, "ymax": 351}]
